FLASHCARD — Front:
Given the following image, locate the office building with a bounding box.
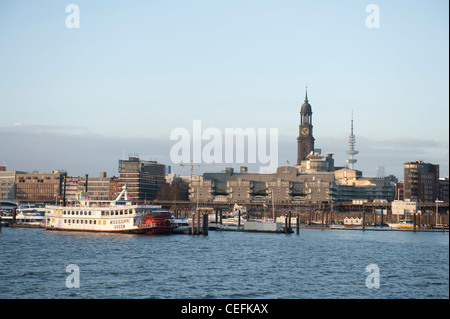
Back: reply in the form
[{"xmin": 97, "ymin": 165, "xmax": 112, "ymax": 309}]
[
  {"xmin": 118, "ymin": 156, "xmax": 166, "ymax": 202},
  {"xmin": 15, "ymin": 170, "xmax": 67, "ymax": 202},
  {"xmin": 404, "ymin": 160, "xmax": 439, "ymax": 202}
]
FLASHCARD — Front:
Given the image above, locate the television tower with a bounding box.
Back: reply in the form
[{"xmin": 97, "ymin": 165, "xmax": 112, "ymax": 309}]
[{"xmin": 345, "ymin": 111, "xmax": 358, "ymax": 169}]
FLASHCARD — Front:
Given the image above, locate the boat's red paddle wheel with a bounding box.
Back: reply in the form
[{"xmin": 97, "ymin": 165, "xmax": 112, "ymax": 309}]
[{"xmin": 141, "ymin": 212, "xmax": 175, "ymax": 235}]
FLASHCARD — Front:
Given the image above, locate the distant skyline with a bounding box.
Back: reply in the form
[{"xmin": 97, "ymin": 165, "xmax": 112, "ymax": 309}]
[{"xmin": 0, "ymin": 0, "xmax": 448, "ymax": 179}]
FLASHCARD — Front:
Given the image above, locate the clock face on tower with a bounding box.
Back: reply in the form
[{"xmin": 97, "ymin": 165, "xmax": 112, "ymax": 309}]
[{"xmin": 301, "ymin": 127, "xmax": 310, "ymax": 136}]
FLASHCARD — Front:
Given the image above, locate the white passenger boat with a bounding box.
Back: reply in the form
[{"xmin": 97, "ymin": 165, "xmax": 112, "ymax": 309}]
[
  {"xmin": 41, "ymin": 186, "xmax": 175, "ymax": 234},
  {"xmin": 0, "ymin": 207, "xmax": 45, "ymax": 226}
]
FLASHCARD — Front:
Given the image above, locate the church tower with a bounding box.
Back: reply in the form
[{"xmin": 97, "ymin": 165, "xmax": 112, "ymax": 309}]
[{"xmin": 297, "ymin": 89, "xmax": 315, "ymax": 165}]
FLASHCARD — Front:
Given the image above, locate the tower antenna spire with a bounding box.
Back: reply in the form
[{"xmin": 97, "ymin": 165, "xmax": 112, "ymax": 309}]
[{"xmin": 345, "ymin": 111, "xmax": 359, "ymax": 169}]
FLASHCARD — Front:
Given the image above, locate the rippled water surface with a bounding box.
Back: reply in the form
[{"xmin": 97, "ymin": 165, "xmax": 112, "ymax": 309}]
[{"xmin": 0, "ymin": 227, "xmax": 448, "ymax": 299}]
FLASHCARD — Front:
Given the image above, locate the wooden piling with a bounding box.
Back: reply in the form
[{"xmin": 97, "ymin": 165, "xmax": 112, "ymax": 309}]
[
  {"xmin": 191, "ymin": 212, "xmax": 195, "ymax": 235},
  {"xmin": 413, "ymin": 213, "xmax": 417, "ymax": 232},
  {"xmin": 296, "ymin": 215, "xmax": 299, "ymax": 235},
  {"xmin": 238, "ymin": 210, "xmax": 241, "ymax": 228},
  {"xmin": 284, "ymin": 216, "xmax": 287, "ymax": 233},
  {"xmin": 288, "ymin": 210, "xmax": 292, "ymax": 231},
  {"xmin": 362, "ymin": 210, "xmax": 366, "ymax": 231},
  {"xmin": 203, "ymin": 214, "xmax": 208, "ymax": 236},
  {"xmin": 12, "ymin": 207, "xmax": 17, "ymax": 225},
  {"xmin": 373, "ymin": 208, "xmax": 376, "ymax": 227},
  {"xmin": 321, "ymin": 211, "xmax": 324, "ymax": 230},
  {"xmin": 197, "ymin": 210, "xmax": 201, "ymax": 235}
]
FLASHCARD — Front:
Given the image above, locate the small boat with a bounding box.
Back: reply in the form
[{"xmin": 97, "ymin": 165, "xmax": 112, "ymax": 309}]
[
  {"xmin": 221, "ymin": 215, "xmax": 246, "ymax": 226},
  {"xmin": 387, "ymin": 220, "xmax": 414, "ymax": 229},
  {"xmin": 330, "ymin": 224, "xmax": 346, "ymax": 229}
]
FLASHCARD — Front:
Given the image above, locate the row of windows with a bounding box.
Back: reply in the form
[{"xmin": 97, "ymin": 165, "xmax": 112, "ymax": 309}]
[
  {"xmin": 64, "ymin": 219, "xmax": 99, "ymax": 225},
  {"xmin": 61, "ymin": 219, "xmax": 130, "ymax": 225},
  {"xmin": 60, "ymin": 210, "xmax": 134, "ymax": 216}
]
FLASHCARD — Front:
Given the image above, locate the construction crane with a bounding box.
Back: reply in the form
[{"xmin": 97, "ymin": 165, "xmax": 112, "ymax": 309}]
[{"xmin": 180, "ymin": 160, "xmax": 225, "ymax": 181}]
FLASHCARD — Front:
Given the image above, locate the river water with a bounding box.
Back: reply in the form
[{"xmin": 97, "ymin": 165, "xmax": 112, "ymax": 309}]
[{"xmin": 0, "ymin": 227, "xmax": 448, "ymax": 299}]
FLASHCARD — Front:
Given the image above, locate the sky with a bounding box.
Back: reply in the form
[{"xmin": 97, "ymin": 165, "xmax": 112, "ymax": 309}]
[{"xmin": 0, "ymin": 0, "xmax": 448, "ymax": 180}]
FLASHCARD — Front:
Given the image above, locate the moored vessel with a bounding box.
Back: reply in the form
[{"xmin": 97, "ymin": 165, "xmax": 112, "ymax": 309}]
[
  {"xmin": 41, "ymin": 186, "xmax": 175, "ymax": 234},
  {"xmin": 387, "ymin": 220, "xmax": 414, "ymax": 229}
]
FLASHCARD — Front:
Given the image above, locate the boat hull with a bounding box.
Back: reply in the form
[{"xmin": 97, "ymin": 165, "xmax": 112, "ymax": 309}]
[{"xmin": 41, "ymin": 224, "xmax": 174, "ymax": 234}]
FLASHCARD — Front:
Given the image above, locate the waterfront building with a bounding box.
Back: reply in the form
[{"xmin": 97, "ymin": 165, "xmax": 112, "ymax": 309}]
[
  {"xmin": 118, "ymin": 156, "xmax": 166, "ymax": 203},
  {"xmin": 14, "ymin": 170, "xmax": 67, "ymax": 202},
  {"xmin": 334, "ymin": 168, "xmax": 396, "ymax": 201},
  {"xmin": 438, "ymin": 177, "xmax": 449, "ymax": 202},
  {"xmin": 190, "ymin": 153, "xmax": 336, "ymax": 205},
  {"xmin": 65, "ymin": 172, "xmax": 115, "ymax": 201},
  {"xmin": 391, "ymin": 199, "xmax": 419, "ymax": 216},
  {"xmin": 0, "ymin": 169, "xmax": 21, "ymax": 200},
  {"xmin": 403, "ymin": 160, "xmax": 439, "ymax": 202}
]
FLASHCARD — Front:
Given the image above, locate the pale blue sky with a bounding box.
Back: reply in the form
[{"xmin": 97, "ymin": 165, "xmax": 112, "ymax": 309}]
[{"xmin": 0, "ymin": 0, "xmax": 448, "ymax": 178}]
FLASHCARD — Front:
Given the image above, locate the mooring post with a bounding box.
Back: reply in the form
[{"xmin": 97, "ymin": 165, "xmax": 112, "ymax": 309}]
[
  {"xmin": 285, "ymin": 216, "xmax": 288, "ymax": 234},
  {"xmin": 197, "ymin": 210, "xmax": 201, "ymax": 235},
  {"xmin": 373, "ymin": 208, "xmax": 376, "ymax": 227},
  {"xmin": 362, "ymin": 209, "xmax": 366, "ymax": 231},
  {"xmin": 381, "ymin": 209, "xmax": 384, "ymax": 227},
  {"xmin": 238, "ymin": 210, "xmax": 241, "ymax": 228},
  {"xmin": 321, "ymin": 211, "xmax": 324, "ymax": 230},
  {"xmin": 12, "ymin": 206, "xmax": 17, "ymax": 226},
  {"xmin": 203, "ymin": 214, "xmax": 208, "ymax": 236},
  {"xmin": 191, "ymin": 212, "xmax": 195, "ymax": 235},
  {"xmin": 288, "ymin": 210, "xmax": 292, "ymax": 232},
  {"xmin": 414, "ymin": 213, "xmax": 417, "ymax": 232},
  {"xmin": 296, "ymin": 215, "xmax": 300, "ymax": 235},
  {"xmin": 220, "ymin": 208, "xmax": 223, "ymax": 225}
]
